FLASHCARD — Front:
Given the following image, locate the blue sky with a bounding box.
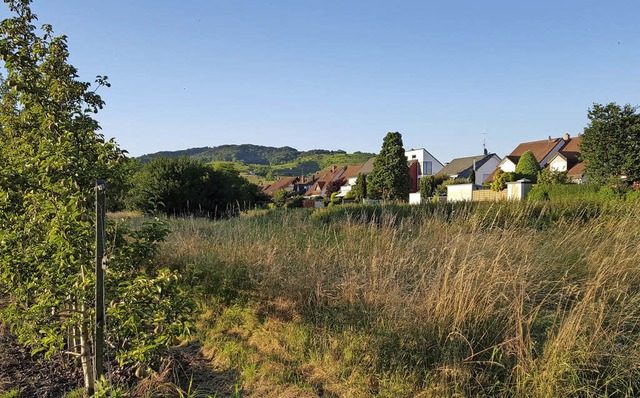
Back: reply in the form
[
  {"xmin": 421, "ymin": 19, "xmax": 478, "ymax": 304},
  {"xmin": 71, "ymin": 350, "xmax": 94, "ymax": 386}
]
[{"xmin": 8, "ymin": 1, "xmax": 640, "ymax": 163}]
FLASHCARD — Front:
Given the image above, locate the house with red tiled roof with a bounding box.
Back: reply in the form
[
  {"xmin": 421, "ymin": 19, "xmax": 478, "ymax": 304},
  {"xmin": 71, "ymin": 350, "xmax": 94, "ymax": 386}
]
[
  {"xmin": 336, "ymin": 157, "xmax": 376, "ymax": 197},
  {"xmin": 304, "ymin": 166, "xmax": 346, "ymax": 197},
  {"xmin": 262, "ymin": 176, "xmax": 300, "ymax": 196},
  {"xmin": 484, "ymin": 135, "xmax": 570, "ymax": 183},
  {"xmin": 546, "ymin": 134, "xmax": 585, "ymax": 182}
]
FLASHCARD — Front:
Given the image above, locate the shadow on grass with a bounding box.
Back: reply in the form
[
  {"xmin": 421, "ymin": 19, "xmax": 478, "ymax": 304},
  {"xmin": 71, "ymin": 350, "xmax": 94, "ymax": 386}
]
[{"xmin": 169, "ymin": 342, "xmax": 241, "ymax": 398}]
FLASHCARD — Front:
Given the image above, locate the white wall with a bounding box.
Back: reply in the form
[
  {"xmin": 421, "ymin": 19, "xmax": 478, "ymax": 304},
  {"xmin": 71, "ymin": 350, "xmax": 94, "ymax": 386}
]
[
  {"xmin": 500, "ymin": 159, "xmax": 517, "ymax": 173},
  {"xmin": 406, "ymin": 148, "xmax": 444, "ymax": 176},
  {"xmin": 507, "ymin": 180, "xmax": 533, "ymax": 200},
  {"xmin": 549, "ymin": 156, "xmax": 567, "ymax": 172},
  {"xmin": 447, "ymin": 184, "xmax": 474, "ymax": 202},
  {"xmin": 475, "ymin": 155, "xmax": 501, "ymax": 185}
]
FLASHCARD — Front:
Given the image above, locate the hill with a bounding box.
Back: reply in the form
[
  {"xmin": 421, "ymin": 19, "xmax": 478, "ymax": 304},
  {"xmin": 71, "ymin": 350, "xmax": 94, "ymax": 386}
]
[
  {"xmin": 138, "ymin": 145, "xmax": 376, "ymax": 183},
  {"xmin": 138, "ymin": 144, "xmax": 303, "ymax": 165}
]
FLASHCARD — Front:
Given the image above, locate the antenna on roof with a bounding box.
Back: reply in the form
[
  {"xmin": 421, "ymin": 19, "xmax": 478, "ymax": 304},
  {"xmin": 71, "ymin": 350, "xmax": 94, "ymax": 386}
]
[{"xmin": 481, "ymin": 131, "xmax": 488, "ymax": 155}]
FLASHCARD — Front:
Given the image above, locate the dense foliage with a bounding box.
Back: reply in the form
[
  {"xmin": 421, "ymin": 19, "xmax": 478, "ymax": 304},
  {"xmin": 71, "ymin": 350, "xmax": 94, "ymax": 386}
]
[
  {"xmin": 537, "ymin": 168, "xmax": 570, "ymax": 185},
  {"xmin": 581, "ymin": 103, "xmax": 640, "ymax": 183},
  {"xmin": 514, "ymin": 150, "xmax": 540, "ymax": 182},
  {"xmin": 0, "ymin": 1, "xmax": 193, "ymax": 392},
  {"xmin": 138, "ymin": 144, "xmax": 300, "ymax": 165},
  {"xmin": 528, "ymin": 181, "xmax": 640, "ymax": 203},
  {"xmin": 138, "ymin": 144, "xmax": 375, "ymax": 171},
  {"xmin": 128, "ymin": 157, "xmax": 266, "ymax": 218},
  {"xmin": 419, "ymin": 174, "xmax": 449, "ymax": 199},
  {"xmin": 350, "ymin": 172, "xmax": 367, "ymax": 202},
  {"xmin": 367, "ymin": 132, "xmax": 411, "ymax": 201},
  {"xmin": 491, "ymin": 169, "xmax": 518, "ymax": 191}
]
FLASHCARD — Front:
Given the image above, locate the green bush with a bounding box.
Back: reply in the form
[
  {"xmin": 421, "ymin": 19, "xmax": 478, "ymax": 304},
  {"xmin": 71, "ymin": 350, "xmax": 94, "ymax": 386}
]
[
  {"xmin": 129, "ymin": 157, "xmax": 264, "ymax": 218},
  {"xmin": 515, "ymin": 150, "xmax": 541, "ymax": 182},
  {"xmin": 419, "ymin": 174, "xmax": 449, "ymax": 199},
  {"xmin": 491, "ymin": 170, "xmax": 519, "ymax": 191},
  {"xmin": 537, "ymin": 169, "xmax": 570, "ymax": 185},
  {"xmin": 527, "ymin": 183, "xmax": 632, "ymax": 203}
]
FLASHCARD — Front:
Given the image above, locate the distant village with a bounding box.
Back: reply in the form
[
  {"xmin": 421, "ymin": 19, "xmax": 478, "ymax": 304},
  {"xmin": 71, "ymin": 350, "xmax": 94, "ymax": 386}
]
[{"xmin": 261, "ymin": 133, "xmax": 583, "ymax": 205}]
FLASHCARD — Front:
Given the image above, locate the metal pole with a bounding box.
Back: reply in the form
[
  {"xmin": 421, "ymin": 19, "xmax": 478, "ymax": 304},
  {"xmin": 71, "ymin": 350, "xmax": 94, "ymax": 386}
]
[{"xmin": 95, "ymin": 180, "xmax": 106, "ymax": 381}]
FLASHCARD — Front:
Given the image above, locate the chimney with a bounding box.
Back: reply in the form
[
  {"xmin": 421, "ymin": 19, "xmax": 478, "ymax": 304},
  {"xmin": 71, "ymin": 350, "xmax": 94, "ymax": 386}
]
[{"xmin": 564, "ymin": 133, "xmax": 570, "ymax": 141}]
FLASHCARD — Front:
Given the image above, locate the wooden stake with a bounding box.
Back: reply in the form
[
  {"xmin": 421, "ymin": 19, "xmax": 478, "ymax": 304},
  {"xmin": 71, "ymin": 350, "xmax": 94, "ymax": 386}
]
[{"xmin": 95, "ymin": 180, "xmax": 106, "ymax": 383}]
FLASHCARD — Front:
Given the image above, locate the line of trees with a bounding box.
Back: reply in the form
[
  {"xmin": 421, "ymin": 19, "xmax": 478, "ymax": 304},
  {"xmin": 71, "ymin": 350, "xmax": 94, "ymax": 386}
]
[{"xmin": 125, "ymin": 157, "xmax": 268, "ymax": 218}]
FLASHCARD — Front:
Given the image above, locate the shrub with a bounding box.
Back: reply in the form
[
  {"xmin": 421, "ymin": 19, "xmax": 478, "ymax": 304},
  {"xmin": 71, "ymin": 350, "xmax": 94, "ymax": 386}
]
[
  {"xmin": 528, "ymin": 183, "xmax": 608, "ymax": 203},
  {"xmin": 128, "ymin": 157, "xmax": 263, "ymax": 218},
  {"xmin": 537, "ymin": 168, "xmax": 570, "ymax": 185},
  {"xmin": 515, "ymin": 150, "xmax": 541, "ymax": 182},
  {"xmin": 272, "ymin": 189, "xmax": 288, "ymax": 207},
  {"xmin": 491, "ymin": 170, "xmax": 518, "ymax": 191},
  {"xmin": 420, "ymin": 174, "xmax": 449, "ymax": 199}
]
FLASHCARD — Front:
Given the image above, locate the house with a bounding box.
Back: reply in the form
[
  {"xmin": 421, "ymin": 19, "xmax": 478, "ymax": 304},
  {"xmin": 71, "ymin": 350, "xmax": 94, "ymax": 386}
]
[
  {"xmin": 262, "ymin": 176, "xmax": 300, "ymax": 197},
  {"xmin": 405, "ymin": 148, "xmax": 444, "ymax": 193},
  {"xmin": 439, "ymin": 152, "xmax": 501, "ymax": 185},
  {"xmin": 546, "ymin": 135, "xmax": 585, "ymax": 183},
  {"xmin": 304, "ymin": 166, "xmax": 346, "ymax": 197},
  {"xmin": 484, "ymin": 134, "xmax": 572, "ymax": 183},
  {"xmin": 337, "ymin": 157, "xmax": 376, "ymax": 197}
]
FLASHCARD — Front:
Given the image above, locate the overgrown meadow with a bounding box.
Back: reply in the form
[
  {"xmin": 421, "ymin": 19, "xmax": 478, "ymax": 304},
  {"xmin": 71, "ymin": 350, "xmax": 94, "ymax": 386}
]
[{"xmin": 157, "ymin": 201, "xmax": 640, "ymax": 397}]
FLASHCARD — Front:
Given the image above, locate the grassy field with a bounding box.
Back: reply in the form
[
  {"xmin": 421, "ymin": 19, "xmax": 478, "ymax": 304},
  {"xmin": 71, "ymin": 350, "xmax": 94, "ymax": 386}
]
[{"xmin": 156, "ymin": 201, "xmax": 640, "ymax": 397}]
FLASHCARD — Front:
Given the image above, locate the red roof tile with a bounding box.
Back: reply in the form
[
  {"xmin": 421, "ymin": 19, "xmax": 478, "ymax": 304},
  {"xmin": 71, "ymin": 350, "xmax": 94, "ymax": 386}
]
[{"xmin": 262, "ymin": 176, "xmax": 299, "ymax": 196}]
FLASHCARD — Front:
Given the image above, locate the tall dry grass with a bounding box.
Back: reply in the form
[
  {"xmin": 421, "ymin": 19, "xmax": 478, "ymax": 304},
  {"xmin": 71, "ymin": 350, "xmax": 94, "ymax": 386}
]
[{"xmin": 161, "ymin": 202, "xmax": 640, "ymax": 397}]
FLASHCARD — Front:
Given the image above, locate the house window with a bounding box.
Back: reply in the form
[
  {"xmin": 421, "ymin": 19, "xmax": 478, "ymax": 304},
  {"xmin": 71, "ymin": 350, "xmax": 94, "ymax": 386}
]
[
  {"xmin": 424, "ymin": 161, "xmax": 432, "ymax": 175},
  {"xmin": 412, "ymin": 155, "xmax": 417, "ymax": 159}
]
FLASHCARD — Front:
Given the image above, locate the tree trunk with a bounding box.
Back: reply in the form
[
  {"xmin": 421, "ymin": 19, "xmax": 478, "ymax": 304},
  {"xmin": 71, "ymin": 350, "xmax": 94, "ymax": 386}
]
[{"xmin": 79, "ymin": 308, "xmax": 95, "ymax": 395}]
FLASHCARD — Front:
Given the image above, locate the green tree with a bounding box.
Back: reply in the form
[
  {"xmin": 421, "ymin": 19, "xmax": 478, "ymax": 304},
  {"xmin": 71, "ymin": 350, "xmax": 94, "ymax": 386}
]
[
  {"xmin": 419, "ymin": 174, "xmax": 448, "ymax": 199},
  {"xmin": 107, "ymin": 156, "xmax": 140, "ymax": 211},
  {"xmin": 515, "ymin": 150, "xmax": 540, "ymax": 182},
  {"xmin": 0, "ymin": 2, "xmax": 192, "ymax": 392},
  {"xmin": 581, "ymin": 103, "xmax": 640, "ymax": 183},
  {"xmin": 468, "ymin": 168, "xmax": 476, "ymax": 184},
  {"xmin": 367, "ymin": 132, "xmax": 411, "ymax": 201},
  {"xmin": 272, "ymin": 189, "xmax": 287, "ymax": 207},
  {"xmin": 129, "ymin": 157, "xmax": 264, "ymax": 218},
  {"xmin": 351, "ymin": 172, "xmax": 367, "ymax": 202}
]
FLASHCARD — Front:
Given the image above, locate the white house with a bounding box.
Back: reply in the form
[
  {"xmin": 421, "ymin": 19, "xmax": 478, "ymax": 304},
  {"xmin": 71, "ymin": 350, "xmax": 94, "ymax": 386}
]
[
  {"xmin": 405, "ymin": 148, "xmax": 444, "ymax": 193},
  {"xmin": 439, "ymin": 153, "xmax": 501, "ymax": 185},
  {"xmin": 405, "ymin": 148, "xmax": 443, "ymax": 176}
]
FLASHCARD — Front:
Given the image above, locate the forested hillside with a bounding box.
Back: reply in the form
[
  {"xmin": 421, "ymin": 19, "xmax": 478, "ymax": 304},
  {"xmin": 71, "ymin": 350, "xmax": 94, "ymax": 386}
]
[
  {"xmin": 139, "ymin": 144, "xmax": 374, "ymax": 166},
  {"xmin": 139, "ymin": 144, "xmax": 376, "ymax": 181}
]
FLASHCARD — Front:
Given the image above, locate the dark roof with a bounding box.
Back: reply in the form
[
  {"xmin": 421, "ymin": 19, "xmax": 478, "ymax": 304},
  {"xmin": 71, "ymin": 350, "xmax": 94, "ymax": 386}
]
[
  {"xmin": 439, "ymin": 154, "xmax": 497, "ymax": 178},
  {"xmin": 358, "ymin": 157, "xmax": 376, "ymax": 175}
]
